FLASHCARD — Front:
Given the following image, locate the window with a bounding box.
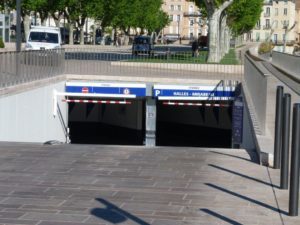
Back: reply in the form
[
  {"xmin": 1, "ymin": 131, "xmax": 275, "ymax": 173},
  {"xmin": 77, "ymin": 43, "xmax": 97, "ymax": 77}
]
[
  {"xmin": 256, "ymin": 32, "xmax": 260, "ymax": 41},
  {"xmin": 177, "ymin": 15, "xmax": 180, "ymax": 22},
  {"xmin": 257, "ymin": 20, "xmax": 261, "ymax": 27},
  {"xmin": 265, "ymin": 32, "xmax": 270, "ymax": 41},
  {"xmin": 189, "ymin": 5, "xmax": 194, "ymax": 13},
  {"xmin": 274, "ymin": 34, "xmax": 278, "ymax": 43},
  {"xmin": 178, "ymin": 5, "xmax": 181, "ymax": 11},
  {"xmin": 266, "ymin": 19, "xmax": 270, "ymax": 28},
  {"xmin": 275, "ymin": 8, "xmax": 278, "ymax": 16},
  {"xmin": 169, "ymin": 15, "xmax": 173, "ymax": 21},
  {"xmin": 284, "ymin": 8, "xmax": 287, "ymax": 15},
  {"xmin": 170, "ymin": 5, "xmax": 174, "ymax": 11},
  {"xmin": 29, "ymin": 32, "xmax": 59, "ymax": 44},
  {"xmin": 190, "ymin": 19, "xmax": 194, "ymax": 26},
  {"xmin": 266, "ymin": 7, "xmax": 270, "ymax": 16}
]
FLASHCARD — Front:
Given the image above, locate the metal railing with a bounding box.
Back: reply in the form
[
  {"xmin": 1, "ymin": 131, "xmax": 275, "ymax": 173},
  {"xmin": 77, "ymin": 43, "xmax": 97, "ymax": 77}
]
[
  {"xmin": 64, "ymin": 46, "xmax": 243, "ymax": 81},
  {"xmin": 0, "ymin": 49, "xmax": 65, "ymax": 88},
  {"xmin": 0, "ymin": 46, "xmax": 243, "ymax": 88}
]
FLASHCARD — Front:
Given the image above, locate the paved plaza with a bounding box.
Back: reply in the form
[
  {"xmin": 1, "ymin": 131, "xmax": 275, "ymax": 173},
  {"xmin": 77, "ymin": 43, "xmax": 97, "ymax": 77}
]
[{"xmin": 0, "ymin": 143, "xmax": 298, "ymax": 225}]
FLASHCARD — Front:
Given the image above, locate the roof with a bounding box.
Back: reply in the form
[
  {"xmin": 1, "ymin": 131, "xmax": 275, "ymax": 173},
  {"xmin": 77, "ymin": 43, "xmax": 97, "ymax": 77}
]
[{"xmin": 30, "ymin": 26, "xmax": 60, "ymax": 32}]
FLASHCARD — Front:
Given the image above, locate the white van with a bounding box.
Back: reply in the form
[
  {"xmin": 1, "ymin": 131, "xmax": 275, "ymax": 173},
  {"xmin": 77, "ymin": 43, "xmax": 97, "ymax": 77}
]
[{"xmin": 25, "ymin": 26, "xmax": 62, "ymax": 50}]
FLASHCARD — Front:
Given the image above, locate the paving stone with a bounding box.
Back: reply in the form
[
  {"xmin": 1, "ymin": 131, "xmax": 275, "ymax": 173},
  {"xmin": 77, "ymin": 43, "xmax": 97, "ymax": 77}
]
[
  {"xmin": 0, "ymin": 143, "xmax": 299, "ymax": 224},
  {"xmin": 20, "ymin": 212, "xmax": 88, "ymax": 222}
]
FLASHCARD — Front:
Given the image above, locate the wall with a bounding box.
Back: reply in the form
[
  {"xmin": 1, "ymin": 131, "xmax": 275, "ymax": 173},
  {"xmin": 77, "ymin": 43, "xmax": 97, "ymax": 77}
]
[
  {"xmin": 0, "ymin": 81, "xmax": 67, "ymax": 143},
  {"xmin": 244, "ymin": 54, "xmax": 271, "ymax": 135}
]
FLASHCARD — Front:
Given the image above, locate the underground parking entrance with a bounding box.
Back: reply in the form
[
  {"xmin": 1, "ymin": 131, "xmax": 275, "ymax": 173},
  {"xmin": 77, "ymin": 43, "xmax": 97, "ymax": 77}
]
[
  {"xmin": 61, "ymin": 81, "xmax": 244, "ymax": 149},
  {"xmin": 68, "ymin": 98, "xmax": 145, "ymax": 145},
  {"xmin": 155, "ymin": 100, "xmax": 233, "ymax": 148}
]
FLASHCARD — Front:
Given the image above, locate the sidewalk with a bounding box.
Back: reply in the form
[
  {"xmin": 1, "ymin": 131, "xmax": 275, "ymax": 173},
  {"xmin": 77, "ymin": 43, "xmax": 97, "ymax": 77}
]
[{"xmin": 0, "ymin": 143, "xmax": 299, "ymax": 224}]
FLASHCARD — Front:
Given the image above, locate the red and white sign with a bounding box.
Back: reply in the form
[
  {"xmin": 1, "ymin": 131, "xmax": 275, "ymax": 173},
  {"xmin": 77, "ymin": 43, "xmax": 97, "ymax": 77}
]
[{"xmin": 81, "ymin": 87, "xmax": 89, "ymax": 93}]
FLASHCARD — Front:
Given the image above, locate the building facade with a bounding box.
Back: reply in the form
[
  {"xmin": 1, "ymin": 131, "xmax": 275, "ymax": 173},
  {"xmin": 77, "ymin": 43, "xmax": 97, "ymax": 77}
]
[
  {"xmin": 0, "ymin": 14, "xmax": 10, "ymax": 42},
  {"xmin": 295, "ymin": 0, "xmax": 300, "ymax": 42},
  {"xmin": 251, "ymin": 0, "xmax": 296, "ymax": 44},
  {"xmin": 161, "ymin": 0, "xmax": 207, "ymax": 40}
]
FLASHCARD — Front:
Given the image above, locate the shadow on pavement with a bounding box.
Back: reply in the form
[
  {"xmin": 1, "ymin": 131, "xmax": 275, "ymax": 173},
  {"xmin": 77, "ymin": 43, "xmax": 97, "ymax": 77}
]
[
  {"xmin": 205, "ymin": 183, "xmax": 288, "ymax": 215},
  {"xmin": 209, "ymin": 164, "xmax": 279, "ymax": 189},
  {"xmin": 91, "ymin": 198, "xmax": 150, "ymax": 225},
  {"xmin": 200, "ymin": 208, "xmax": 243, "ymax": 225},
  {"xmin": 209, "ymin": 150, "xmax": 259, "ymax": 163}
]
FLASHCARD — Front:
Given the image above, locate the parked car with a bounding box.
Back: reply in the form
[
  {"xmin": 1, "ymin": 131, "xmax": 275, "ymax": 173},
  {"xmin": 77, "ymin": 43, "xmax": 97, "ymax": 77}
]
[
  {"xmin": 25, "ymin": 26, "xmax": 62, "ymax": 50},
  {"xmin": 163, "ymin": 34, "xmax": 179, "ymax": 44},
  {"xmin": 132, "ymin": 36, "xmax": 154, "ymax": 56}
]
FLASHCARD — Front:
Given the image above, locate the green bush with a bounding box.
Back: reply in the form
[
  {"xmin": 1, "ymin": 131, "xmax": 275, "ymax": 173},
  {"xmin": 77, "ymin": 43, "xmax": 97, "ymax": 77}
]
[
  {"xmin": 0, "ymin": 37, "xmax": 4, "ymax": 48},
  {"xmin": 258, "ymin": 42, "xmax": 274, "ymax": 54}
]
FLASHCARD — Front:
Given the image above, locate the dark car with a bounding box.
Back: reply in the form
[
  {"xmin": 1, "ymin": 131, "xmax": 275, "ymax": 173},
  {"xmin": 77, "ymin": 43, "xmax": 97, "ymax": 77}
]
[{"xmin": 132, "ymin": 36, "xmax": 154, "ymax": 56}]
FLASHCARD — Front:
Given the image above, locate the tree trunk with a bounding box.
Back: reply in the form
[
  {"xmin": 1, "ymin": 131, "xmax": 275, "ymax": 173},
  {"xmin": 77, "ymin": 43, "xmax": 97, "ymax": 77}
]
[
  {"xmin": 205, "ymin": 0, "xmax": 234, "ymax": 63},
  {"xmin": 80, "ymin": 26, "xmax": 84, "ymax": 45},
  {"xmin": 207, "ymin": 10, "xmax": 221, "ymax": 63},
  {"xmin": 224, "ymin": 27, "xmax": 230, "ymax": 54},
  {"xmin": 23, "ymin": 15, "xmax": 31, "ymax": 41},
  {"xmin": 92, "ymin": 25, "xmax": 96, "ymax": 45},
  {"xmin": 220, "ymin": 14, "xmax": 227, "ymax": 59},
  {"xmin": 69, "ymin": 23, "xmax": 74, "ymax": 45},
  {"xmin": 54, "ymin": 18, "xmax": 60, "ymax": 27}
]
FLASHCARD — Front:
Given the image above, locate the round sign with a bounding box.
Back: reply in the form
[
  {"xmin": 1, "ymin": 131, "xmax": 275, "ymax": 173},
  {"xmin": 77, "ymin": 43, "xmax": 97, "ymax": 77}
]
[
  {"xmin": 82, "ymin": 87, "xmax": 89, "ymax": 93},
  {"xmin": 123, "ymin": 88, "xmax": 130, "ymax": 95}
]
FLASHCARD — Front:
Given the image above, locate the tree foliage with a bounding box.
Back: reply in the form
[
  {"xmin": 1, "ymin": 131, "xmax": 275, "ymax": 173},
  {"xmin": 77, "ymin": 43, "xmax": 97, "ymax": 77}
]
[
  {"xmin": 227, "ymin": 0, "xmax": 263, "ymax": 36},
  {"xmin": 193, "ymin": 0, "xmax": 263, "ymax": 36},
  {"xmin": 1, "ymin": 0, "xmax": 168, "ymax": 35}
]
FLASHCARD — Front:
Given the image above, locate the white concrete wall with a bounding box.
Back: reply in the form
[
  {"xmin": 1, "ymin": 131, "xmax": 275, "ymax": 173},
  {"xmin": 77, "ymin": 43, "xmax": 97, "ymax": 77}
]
[{"xmin": 0, "ymin": 81, "xmax": 67, "ymax": 143}]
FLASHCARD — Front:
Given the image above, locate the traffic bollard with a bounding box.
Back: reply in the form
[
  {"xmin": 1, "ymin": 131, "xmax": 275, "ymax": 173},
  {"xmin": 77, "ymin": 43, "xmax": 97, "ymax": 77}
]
[
  {"xmin": 289, "ymin": 104, "xmax": 300, "ymax": 216},
  {"xmin": 280, "ymin": 93, "xmax": 291, "ymax": 189},
  {"xmin": 274, "ymin": 86, "xmax": 284, "ymax": 169}
]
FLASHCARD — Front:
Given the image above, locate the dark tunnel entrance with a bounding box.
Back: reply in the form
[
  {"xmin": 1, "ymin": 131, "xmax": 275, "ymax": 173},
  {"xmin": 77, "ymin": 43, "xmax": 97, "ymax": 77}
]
[
  {"xmin": 156, "ymin": 101, "xmax": 233, "ymax": 148},
  {"xmin": 68, "ymin": 99, "xmax": 145, "ymax": 145}
]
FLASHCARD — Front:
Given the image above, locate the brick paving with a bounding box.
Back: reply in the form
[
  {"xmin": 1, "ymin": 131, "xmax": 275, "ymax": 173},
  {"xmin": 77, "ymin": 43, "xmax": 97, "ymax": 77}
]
[{"xmin": 0, "ymin": 143, "xmax": 299, "ymax": 225}]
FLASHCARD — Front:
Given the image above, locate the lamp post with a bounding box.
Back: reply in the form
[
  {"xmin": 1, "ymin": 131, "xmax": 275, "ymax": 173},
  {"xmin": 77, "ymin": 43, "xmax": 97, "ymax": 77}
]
[
  {"xmin": 177, "ymin": 14, "xmax": 180, "ymax": 44},
  {"xmin": 16, "ymin": 0, "xmax": 21, "ymax": 52}
]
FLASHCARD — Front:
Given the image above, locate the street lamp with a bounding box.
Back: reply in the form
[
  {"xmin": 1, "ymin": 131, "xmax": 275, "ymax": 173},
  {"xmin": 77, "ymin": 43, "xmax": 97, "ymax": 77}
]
[
  {"xmin": 177, "ymin": 14, "xmax": 180, "ymax": 44},
  {"xmin": 16, "ymin": 0, "xmax": 21, "ymax": 52}
]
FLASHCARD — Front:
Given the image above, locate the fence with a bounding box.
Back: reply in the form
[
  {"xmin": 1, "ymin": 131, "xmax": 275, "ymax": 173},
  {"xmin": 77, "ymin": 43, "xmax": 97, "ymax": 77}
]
[
  {"xmin": 0, "ymin": 49, "xmax": 65, "ymax": 88},
  {"xmin": 0, "ymin": 46, "xmax": 243, "ymax": 88},
  {"xmin": 64, "ymin": 46, "xmax": 244, "ymax": 82}
]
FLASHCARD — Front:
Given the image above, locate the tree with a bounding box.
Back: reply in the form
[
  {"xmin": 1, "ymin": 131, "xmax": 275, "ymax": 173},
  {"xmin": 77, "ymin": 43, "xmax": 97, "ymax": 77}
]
[{"xmin": 194, "ymin": 0, "xmax": 263, "ymax": 63}]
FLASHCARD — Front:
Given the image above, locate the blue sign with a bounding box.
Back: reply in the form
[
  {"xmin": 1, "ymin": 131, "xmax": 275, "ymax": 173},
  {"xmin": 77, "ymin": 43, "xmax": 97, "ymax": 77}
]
[
  {"xmin": 66, "ymin": 82, "xmax": 147, "ymax": 97},
  {"xmin": 153, "ymin": 84, "xmax": 235, "ymax": 99},
  {"xmin": 232, "ymin": 97, "xmax": 244, "ymax": 144}
]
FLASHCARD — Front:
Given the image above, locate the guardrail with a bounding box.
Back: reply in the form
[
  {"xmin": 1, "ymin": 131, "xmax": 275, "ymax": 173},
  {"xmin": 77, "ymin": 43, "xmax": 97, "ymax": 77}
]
[
  {"xmin": 0, "ymin": 49, "xmax": 65, "ymax": 88},
  {"xmin": 64, "ymin": 47, "xmax": 243, "ymax": 81},
  {"xmin": 0, "ymin": 46, "xmax": 243, "ymax": 88}
]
